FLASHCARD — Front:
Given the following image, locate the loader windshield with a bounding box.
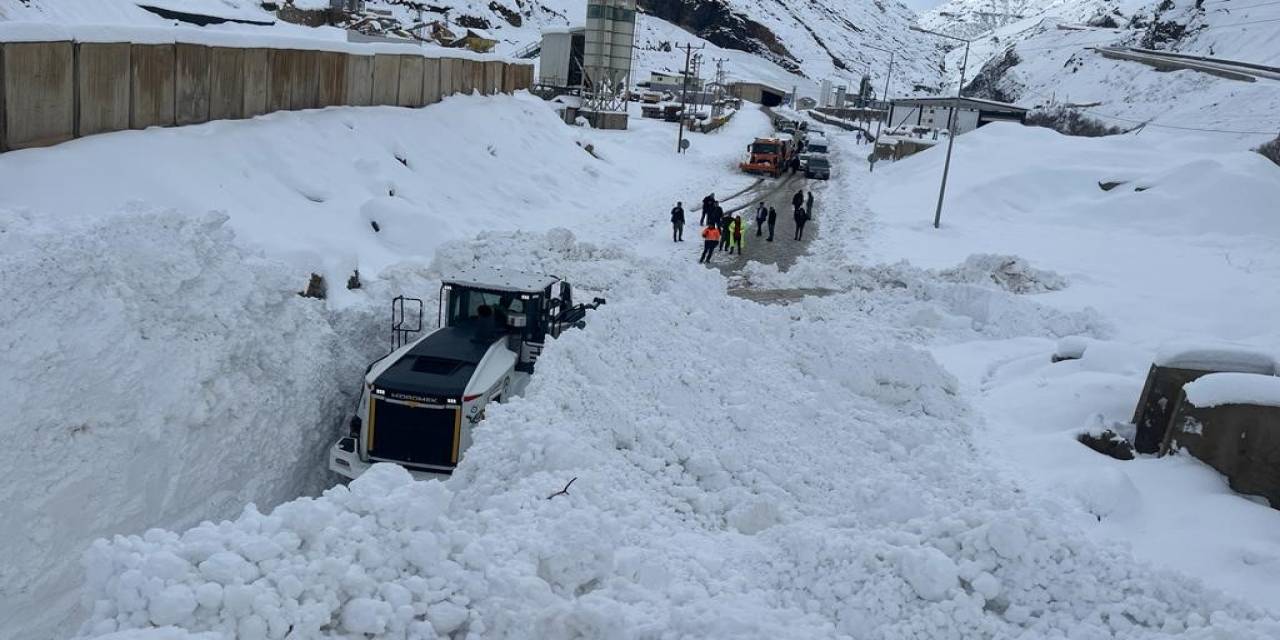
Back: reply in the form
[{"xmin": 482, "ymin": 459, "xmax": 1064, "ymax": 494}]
[{"xmin": 448, "ymin": 288, "xmax": 530, "ymax": 332}]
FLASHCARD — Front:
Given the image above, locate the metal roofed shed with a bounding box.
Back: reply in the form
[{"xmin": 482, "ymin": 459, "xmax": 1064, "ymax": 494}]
[
  {"xmin": 887, "ymin": 96, "xmax": 1028, "ymax": 137},
  {"xmin": 442, "ymin": 267, "xmax": 562, "ymax": 294}
]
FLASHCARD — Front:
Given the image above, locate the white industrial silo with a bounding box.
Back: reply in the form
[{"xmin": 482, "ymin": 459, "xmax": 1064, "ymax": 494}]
[{"xmin": 582, "ymin": 0, "xmax": 636, "ymax": 114}]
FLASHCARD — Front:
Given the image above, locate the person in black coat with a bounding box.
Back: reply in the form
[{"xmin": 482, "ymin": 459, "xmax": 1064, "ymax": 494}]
[
  {"xmin": 794, "ymin": 206, "xmax": 809, "ymax": 241},
  {"xmin": 670, "ymin": 202, "xmax": 685, "ymax": 242},
  {"xmin": 718, "ymin": 213, "xmax": 733, "ymax": 251},
  {"xmin": 806, "ymin": 191, "xmax": 814, "ymax": 215},
  {"xmin": 766, "ymin": 206, "xmax": 777, "ymax": 242},
  {"xmin": 791, "ymin": 190, "xmax": 804, "ymax": 214},
  {"xmin": 699, "ymin": 193, "xmax": 716, "ymax": 226}
]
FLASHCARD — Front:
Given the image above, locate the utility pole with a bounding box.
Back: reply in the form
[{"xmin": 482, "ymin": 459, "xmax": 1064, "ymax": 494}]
[
  {"xmin": 863, "ymin": 43, "xmax": 895, "ymax": 172},
  {"xmin": 911, "ymin": 26, "xmax": 971, "ymax": 229},
  {"xmin": 675, "ymin": 42, "xmax": 704, "ymax": 154},
  {"xmin": 711, "ymin": 57, "xmax": 727, "ymax": 118}
]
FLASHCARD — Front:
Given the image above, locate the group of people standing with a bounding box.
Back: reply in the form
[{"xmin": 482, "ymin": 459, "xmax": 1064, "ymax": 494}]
[{"xmin": 669, "ymin": 189, "xmax": 816, "ymax": 264}]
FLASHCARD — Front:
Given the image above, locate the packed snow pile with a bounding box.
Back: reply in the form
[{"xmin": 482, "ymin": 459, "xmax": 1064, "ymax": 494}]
[
  {"xmin": 937, "ymin": 254, "xmax": 1068, "ymax": 294},
  {"xmin": 0, "ymin": 208, "xmax": 373, "ymax": 640},
  {"xmin": 854, "ymin": 115, "xmax": 1280, "ymax": 610},
  {"xmin": 1183, "ymin": 372, "xmax": 1280, "ymax": 409},
  {"xmin": 77, "ymin": 229, "xmax": 1280, "ymax": 639},
  {"xmin": 1155, "ymin": 342, "xmax": 1278, "ymax": 375},
  {"xmin": 0, "ymin": 92, "xmax": 773, "ymax": 640}
]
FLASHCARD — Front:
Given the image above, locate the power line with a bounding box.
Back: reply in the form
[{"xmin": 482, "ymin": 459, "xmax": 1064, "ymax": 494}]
[{"xmin": 1079, "ymin": 110, "xmax": 1280, "ymax": 134}]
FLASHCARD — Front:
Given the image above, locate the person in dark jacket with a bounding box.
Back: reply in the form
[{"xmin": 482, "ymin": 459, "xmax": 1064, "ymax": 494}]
[
  {"xmin": 791, "ymin": 190, "xmax": 804, "ymax": 214},
  {"xmin": 670, "ymin": 202, "xmax": 685, "ymax": 242},
  {"xmin": 699, "ymin": 193, "xmax": 716, "ymax": 226},
  {"xmin": 806, "ymin": 191, "xmax": 814, "ymax": 215},
  {"xmin": 794, "ymin": 206, "xmax": 809, "ymax": 241},
  {"xmin": 766, "ymin": 206, "xmax": 777, "ymax": 242},
  {"xmin": 790, "ymin": 156, "xmax": 800, "ymax": 174},
  {"xmin": 718, "ymin": 213, "xmax": 733, "ymax": 251},
  {"xmin": 754, "ymin": 202, "xmax": 767, "ymax": 237}
]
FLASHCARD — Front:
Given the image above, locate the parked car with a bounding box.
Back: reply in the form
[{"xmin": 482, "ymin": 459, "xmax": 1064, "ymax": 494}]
[{"xmin": 805, "ymin": 156, "xmax": 830, "ymax": 180}]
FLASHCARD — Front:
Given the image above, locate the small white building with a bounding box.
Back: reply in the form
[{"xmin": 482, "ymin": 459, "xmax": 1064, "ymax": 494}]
[
  {"xmin": 887, "ymin": 97, "xmax": 1027, "ymax": 136},
  {"xmin": 538, "ymin": 26, "xmax": 586, "ymax": 88}
]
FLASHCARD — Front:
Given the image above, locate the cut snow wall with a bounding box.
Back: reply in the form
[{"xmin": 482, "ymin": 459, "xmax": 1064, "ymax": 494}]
[{"xmin": 0, "ymin": 34, "xmax": 533, "ymax": 152}]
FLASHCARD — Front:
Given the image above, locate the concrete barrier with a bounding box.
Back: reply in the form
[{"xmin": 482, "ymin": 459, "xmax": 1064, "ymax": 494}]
[
  {"xmin": 485, "ymin": 61, "xmax": 503, "ymax": 96},
  {"xmin": 0, "ymin": 36, "xmax": 521, "ymax": 151},
  {"xmin": 267, "ymin": 49, "xmax": 291, "ymax": 113},
  {"xmin": 1, "ymin": 41, "xmax": 75, "ymax": 150},
  {"xmin": 460, "ymin": 60, "xmax": 480, "ymax": 95},
  {"xmin": 439, "ymin": 57, "xmax": 459, "ymax": 97},
  {"xmin": 345, "ymin": 54, "xmax": 374, "ymax": 106},
  {"xmin": 76, "ymin": 42, "xmax": 131, "ymax": 137},
  {"xmin": 371, "ymin": 54, "xmax": 399, "ymax": 106},
  {"xmin": 397, "ymin": 55, "xmax": 424, "ymax": 108},
  {"xmin": 131, "ymin": 44, "xmax": 175, "ymax": 130},
  {"xmin": 423, "ymin": 58, "xmax": 441, "ymax": 105},
  {"xmin": 175, "ymin": 44, "xmax": 211, "ymax": 126},
  {"xmin": 290, "ymin": 49, "xmax": 320, "ymax": 111},
  {"xmin": 209, "ymin": 47, "xmax": 245, "ymax": 121},
  {"xmin": 243, "ymin": 48, "xmax": 270, "ymax": 118},
  {"xmin": 501, "ymin": 63, "xmax": 515, "ymax": 94},
  {"xmin": 318, "ymin": 52, "xmax": 346, "ymax": 107}
]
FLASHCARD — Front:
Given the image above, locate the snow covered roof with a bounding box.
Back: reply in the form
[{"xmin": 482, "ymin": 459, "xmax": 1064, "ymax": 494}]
[
  {"xmin": 1183, "ymin": 372, "xmax": 1280, "ymax": 409},
  {"xmin": 443, "ymin": 267, "xmax": 560, "ymax": 294},
  {"xmin": 1154, "ymin": 342, "xmax": 1277, "ymax": 374},
  {"xmin": 890, "ymin": 96, "xmax": 1028, "ymax": 113}
]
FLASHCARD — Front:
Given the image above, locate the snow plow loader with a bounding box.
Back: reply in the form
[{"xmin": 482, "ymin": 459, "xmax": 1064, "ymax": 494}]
[
  {"xmin": 740, "ymin": 136, "xmax": 794, "ymax": 177},
  {"xmin": 330, "ymin": 267, "xmax": 604, "ymax": 480}
]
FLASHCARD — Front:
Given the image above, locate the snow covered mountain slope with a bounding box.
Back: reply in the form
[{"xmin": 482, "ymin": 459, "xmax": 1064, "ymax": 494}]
[
  {"xmin": 923, "ymin": 0, "xmax": 1280, "ymax": 147},
  {"xmin": 343, "ymin": 0, "xmax": 945, "ymax": 93}
]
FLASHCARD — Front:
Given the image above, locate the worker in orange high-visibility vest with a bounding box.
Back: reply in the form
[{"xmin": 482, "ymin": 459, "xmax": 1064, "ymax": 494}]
[{"xmin": 699, "ymin": 225, "xmax": 721, "ymax": 264}]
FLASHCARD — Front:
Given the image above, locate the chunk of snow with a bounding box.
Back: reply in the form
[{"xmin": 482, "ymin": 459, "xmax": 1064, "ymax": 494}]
[
  {"xmin": 1184, "ymin": 373, "xmax": 1280, "ymax": 409},
  {"xmin": 896, "ymin": 547, "xmax": 959, "ymax": 602},
  {"xmin": 341, "ymin": 598, "xmax": 392, "ymax": 635}
]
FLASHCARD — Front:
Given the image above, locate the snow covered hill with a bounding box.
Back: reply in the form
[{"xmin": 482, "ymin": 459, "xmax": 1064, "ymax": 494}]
[
  {"xmin": 920, "ymin": 0, "xmax": 1280, "ymax": 147},
  {"xmin": 0, "ymin": 0, "xmax": 945, "ymax": 101}
]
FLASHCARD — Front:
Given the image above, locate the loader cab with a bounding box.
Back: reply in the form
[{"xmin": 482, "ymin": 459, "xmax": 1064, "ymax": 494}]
[{"xmin": 330, "ymin": 267, "xmax": 604, "ymax": 482}]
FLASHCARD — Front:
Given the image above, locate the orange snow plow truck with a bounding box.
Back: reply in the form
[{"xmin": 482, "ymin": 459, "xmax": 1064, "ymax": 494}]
[{"xmin": 739, "ymin": 135, "xmax": 795, "ymax": 177}]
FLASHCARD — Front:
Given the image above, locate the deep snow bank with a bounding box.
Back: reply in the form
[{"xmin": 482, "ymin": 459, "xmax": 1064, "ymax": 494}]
[
  {"xmin": 855, "ymin": 121, "xmax": 1280, "ymax": 610},
  {"xmin": 76, "ymin": 229, "xmax": 1280, "ymax": 639},
  {"xmin": 0, "ymin": 93, "xmax": 771, "ymax": 640},
  {"xmin": 0, "ymin": 209, "xmax": 368, "ymax": 639}
]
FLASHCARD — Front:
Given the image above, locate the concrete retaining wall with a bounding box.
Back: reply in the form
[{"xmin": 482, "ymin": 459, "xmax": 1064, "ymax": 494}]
[
  {"xmin": 371, "ymin": 54, "xmax": 399, "ymax": 106},
  {"xmin": 397, "ymin": 56, "xmax": 424, "ymax": 108},
  {"xmin": 344, "ymin": 54, "xmax": 373, "ymax": 106},
  {"xmin": 77, "ymin": 42, "xmax": 131, "ymax": 137},
  {"xmin": 209, "ymin": 47, "xmax": 245, "ymax": 121},
  {"xmin": 2, "ymin": 41, "xmax": 75, "ymax": 150},
  {"xmin": 423, "ymin": 58, "xmax": 441, "ymax": 105},
  {"xmin": 131, "ymin": 44, "xmax": 175, "ymax": 130},
  {"xmin": 0, "ymin": 36, "xmax": 534, "ymax": 152},
  {"xmin": 243, "ymin": 48, "xmax": 270, "ymax": 118},
  {"xmin": 175, "ymin": 44, "xmax": 211, "ymax": 126}
]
